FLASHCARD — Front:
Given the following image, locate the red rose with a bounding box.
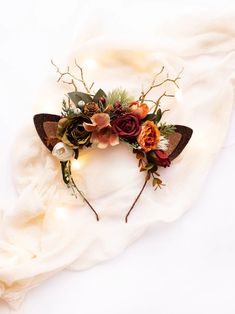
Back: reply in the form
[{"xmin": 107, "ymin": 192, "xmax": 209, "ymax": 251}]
[
  {"xmin": 154, "ymin": 150, "xmax": 171, "ymax": 167},
  {"xmin": 111, "ymin": 113, "xmax": 141, "ymax": 138}
]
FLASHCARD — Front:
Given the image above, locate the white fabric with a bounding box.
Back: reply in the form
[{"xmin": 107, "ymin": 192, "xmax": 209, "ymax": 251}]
[{"xmin": 0, "ymin": 1, "xmax": 234, "ymax": 309}]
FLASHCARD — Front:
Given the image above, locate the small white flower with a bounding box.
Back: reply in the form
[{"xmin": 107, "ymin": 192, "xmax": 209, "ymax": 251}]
[
  {"xmin": 157, "ymin": 136, "xmax": 169, "ymax": 151},
  {"xmin": 52, "ymin": 142, "xmax": 74, "ymax": 161},
  {"xmin": 73, "ymin": 107, "xmax": 81, "ymax": 115},
  {"xmin": 78, "ymin": 100, "xmax": 85, "ymax": 107}
]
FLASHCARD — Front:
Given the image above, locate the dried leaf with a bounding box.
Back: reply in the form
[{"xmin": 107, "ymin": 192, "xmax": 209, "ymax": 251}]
[
  {"xmin": 93, "ymin": 89, "xmax": 107, "ymax": 103},
  {"xmin": 145, "ymin": 172, "xmax": 151, "ymax": 181},
  {"xmin": 135, "ymin": 150, "xmax": 145, "ymax": 160},
  {"xmin": 68, "ymin": 92, "xmax": 92, "ymax": 105},
  {"xmin": 152, "ymin": 177, "xmax": 162, "ymax": 187}
]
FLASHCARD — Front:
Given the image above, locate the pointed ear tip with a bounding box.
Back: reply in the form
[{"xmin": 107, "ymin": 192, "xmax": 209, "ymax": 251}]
[
  {"xmin": 33, "ymin": 114, "xmax": 41, "ymax": 124},
  {"xmin": 186, "ymin": 126, "xmax": 193, "ymax": 133},
  {"xmin": 33, "ymin": 113, "xmax": 45, "ymax": 120},
  {"xmin": 175, "ymin": 125, "xmax": 193, "ymax": 136},
  {"xmin": 187, "ymin": 127, "xmax": 193, "ymax": 135}
]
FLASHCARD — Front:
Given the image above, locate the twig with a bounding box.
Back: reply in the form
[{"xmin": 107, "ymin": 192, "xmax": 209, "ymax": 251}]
[
  {"xmin": 125, "ymin": 179, "xmax": 148, "ymax": 223},
  {"xmin": 61, "ymin": 161, "xmax": 99, "ymax": 221},
  {"xmin": 139, "ymin": 67, "xmax": 183, "ymax": 103},
  {"xmin": 62, "ymin": 79, "xmax": 78, "ymax": 91},
  {"xmin": 90, "ymin": 82, "xmax": 95, "ymax": 90},
  {"xmin": 152, "ymin": 92, "xmax": 175, "ymax": 114},
  {"xmin": 71, "ymin": 178, "xmax": 99, "ymax": 221},
  {"xmin": 51, "ymin": 59, "xmax": 92, "ymax": 94},
  {"xmin": 139, "ymin": 66, "xmax": 164, "ymax": 102},
  {"xmin": 74, "ymin": 59, "xmax": 93, "ymax": 94}
]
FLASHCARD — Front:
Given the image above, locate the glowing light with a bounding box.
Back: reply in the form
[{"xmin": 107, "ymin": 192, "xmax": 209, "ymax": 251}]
[
  {"xmin": 83, "ymin": 58, "xmax": 98, "ymax": 70},
  {"xmin": 175, "ymin": 89, "xmax": 183, "ymax": 102},
  {"xmin": 72, "ymin": 159, "xmax": 81, "ymax": 171},
  {"xmin": 54, "ymin": 206, "xmax": 68, "ymax": 220}
]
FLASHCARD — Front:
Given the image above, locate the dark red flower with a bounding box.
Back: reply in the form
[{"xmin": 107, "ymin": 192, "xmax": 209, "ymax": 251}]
[
  {"xmin": 111, "ymin": 113, "xmax": 141, "ymax": 138},
  {"xmin": 154, "ymin": 150, "xmax": 171, "ymax": 168}
]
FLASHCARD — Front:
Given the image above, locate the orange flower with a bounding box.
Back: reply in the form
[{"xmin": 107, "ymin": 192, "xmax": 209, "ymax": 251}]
[
  {"xmin": 137, "ymin": 120, "xmax": 160, "ymax": 152},
  {"xmin": 129, "ymin": 101, "xmax": 149, "ymax": 119}
]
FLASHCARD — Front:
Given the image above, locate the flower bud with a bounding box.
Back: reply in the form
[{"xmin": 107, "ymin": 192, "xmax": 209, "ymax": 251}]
[{"xmin": 52, "ymin": 142, "xmax": 75, "ymax": 161}]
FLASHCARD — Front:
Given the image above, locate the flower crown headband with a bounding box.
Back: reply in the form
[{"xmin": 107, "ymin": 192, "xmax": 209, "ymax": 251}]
[{"xmin": 34, "ymin": 60, "xmax": 193, "ymax": 222}]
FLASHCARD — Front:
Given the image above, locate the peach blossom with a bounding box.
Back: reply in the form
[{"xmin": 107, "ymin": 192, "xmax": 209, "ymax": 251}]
[{"xmin": 83, "ymin": 113, "xmax": 119, "ymax": 149}]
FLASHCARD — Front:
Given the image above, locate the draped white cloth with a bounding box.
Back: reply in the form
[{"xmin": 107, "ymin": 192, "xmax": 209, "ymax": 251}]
[{"xmin": 0, "ymin": 1, "xmax": 234, "ymax": 309}]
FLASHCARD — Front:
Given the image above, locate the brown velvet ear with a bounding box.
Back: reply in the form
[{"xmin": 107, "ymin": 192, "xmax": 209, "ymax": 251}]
[
  {"xmin": 34, "ymin": 114, "xmax": 61, "ymax": 152},
  {"xmin": 166, "ymin": 125, "xmax": 193, "ymax": 161}
]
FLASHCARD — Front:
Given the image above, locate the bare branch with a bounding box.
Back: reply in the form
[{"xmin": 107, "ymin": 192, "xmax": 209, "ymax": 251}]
[
  {"xmin": 152, "ymin": 66, "xmax": 165, "ymax": 84},
  {"xmin": 139, "ymin": 66, "xmax": 165, "ymax": 102},
  {"xmin": 89, "ymin": 82, "xmax": 95, "ymax": 90},
  {"xmin": 139, "ymin": 67, "xmax": 183, "ymax": 103},
  {"xmin": 125, "ymin": 179, "xmax": 148, "ymax": 223},
  {"xmin": 51, "ymin": 59, "xmax": 92, "ymax": 94},
  {"xmin": 51, "ymin": 60, "xmax": 79, "ymax": 83},
  {"xmin": 74, "ymin": 58, "xmax": 91, "ymax": 94},
  {"xmin": 152, "ymin": 92, "xmax": 175, "ymax": 114},
  {"xmin": 61, "ymin": 79, "xmax": 78, "ymax": 92}
]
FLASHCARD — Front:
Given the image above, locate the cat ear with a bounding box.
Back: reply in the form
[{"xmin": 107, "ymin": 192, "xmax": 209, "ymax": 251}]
[
  {"xmin": 34, "ymin": 114, "xmax": 61, "ymax": 151},
  {"xmin": 166, "ymin": 125, "xmax": 193, "ymax": 161}
]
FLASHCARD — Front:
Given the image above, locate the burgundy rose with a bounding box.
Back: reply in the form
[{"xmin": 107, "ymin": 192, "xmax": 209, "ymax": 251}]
[
  {"xmin": 111, "ymin": 113, "xmax": 141, "ymax": 138},
  {"xmin": 154, "ymin": 150, "xmax": 171, "ymax": 168}
]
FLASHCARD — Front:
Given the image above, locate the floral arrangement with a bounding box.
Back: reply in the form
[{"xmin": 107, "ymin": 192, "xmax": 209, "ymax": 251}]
[{"xmin": 34, "ymin": 60, "xmax": 192, "ymax": 222}]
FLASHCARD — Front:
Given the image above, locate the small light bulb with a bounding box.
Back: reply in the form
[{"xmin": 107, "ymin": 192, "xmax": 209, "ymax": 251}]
[
  {"xmin": 54, "ymin": 206, "xmax": 68, "ymax": 220},
  {"xmin": 72, "ymin": 159, "xmax": 81, "ymax": 171},
  {"xmin": 83, "ymin": 58, "xmax": 98, "ymax": 70}
]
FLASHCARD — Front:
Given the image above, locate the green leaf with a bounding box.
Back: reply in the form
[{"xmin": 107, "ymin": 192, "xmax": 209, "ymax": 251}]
[
  {"xmin": 129, "ymin": 142, "xmax": 140, "ymax": 149},
  {"xmin": 143, "ymin": 110, "xmax": 162, "ymax": 124},
  {"xmin": 142, "ymin": 163, "xmax": 154, "ymax": 171},
  {"xmin": 93, "ymin": 89, "xmax": 107, "ymax": 103},
  {"xmin": 156, "ymin": 108, "xmax": 162, "ymax": 123},
  {"xmin": 159, "ymin": 123, "xmax": 176, "ymax": 136},
  {"xmin": 144, "ymin": 113, "xmax": 158, "ymax": 121},
  {"xmin": 106, "ymin": 88, "xmax": 134, "ymax": 106},
  {"xmin": 68, "ymin": 92, "xmax": 92, "ymax": 105}
]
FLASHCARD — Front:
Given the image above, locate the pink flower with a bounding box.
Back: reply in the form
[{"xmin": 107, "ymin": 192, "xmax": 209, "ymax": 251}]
[
  {"xmin": 83, "ymin": 113, "xmax": 110, "ymax": 132},
  {"xmin": 83, "ymin": 113, "xmax": 119, "ymax": 149},
  {"xmin": 90, "ymin": 127, "xmax": 119, "ymax": 149}
]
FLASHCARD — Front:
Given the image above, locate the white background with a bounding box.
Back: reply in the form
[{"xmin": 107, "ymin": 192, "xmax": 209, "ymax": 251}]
[{"xmin": 0, "ymin": 0, "xmax": 235, "ymax": 313}]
